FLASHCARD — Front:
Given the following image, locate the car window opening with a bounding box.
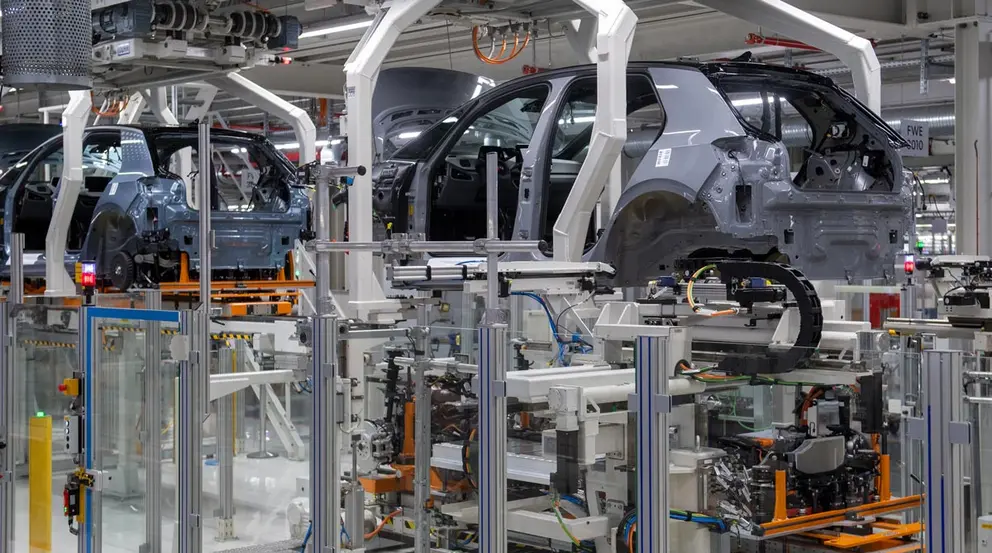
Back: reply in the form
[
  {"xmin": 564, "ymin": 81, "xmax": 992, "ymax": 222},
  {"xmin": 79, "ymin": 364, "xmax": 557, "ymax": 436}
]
[
  {"xmin": 151, "ymin": 134, "xmax": 295, "ymax": 214},
  {"xmin": 13, "ymin": 132, "xmax": 123, "ymax": 252},
  {"xmin": 427, "ymin": 85, "xmax": 550, "ymax": 243},
  {"xmin": 718, "ymin": 82, "xmax": 898, "ymax": 193},
  {"xmin": 541, "ymin": 74, "xmax": 666, "ymax": 252}
]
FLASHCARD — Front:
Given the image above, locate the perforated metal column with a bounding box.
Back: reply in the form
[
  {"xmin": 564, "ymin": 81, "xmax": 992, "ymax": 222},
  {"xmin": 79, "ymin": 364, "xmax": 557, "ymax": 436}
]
[{"xmin": 1, "ymin": 0, "xmax": 91, "ymax": 89}]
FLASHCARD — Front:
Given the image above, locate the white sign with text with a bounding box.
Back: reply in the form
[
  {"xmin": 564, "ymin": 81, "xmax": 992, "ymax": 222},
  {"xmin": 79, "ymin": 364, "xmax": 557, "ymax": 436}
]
[{"xmin": 900, "ymin": 119, "xmax": 929, "ymax": 157}]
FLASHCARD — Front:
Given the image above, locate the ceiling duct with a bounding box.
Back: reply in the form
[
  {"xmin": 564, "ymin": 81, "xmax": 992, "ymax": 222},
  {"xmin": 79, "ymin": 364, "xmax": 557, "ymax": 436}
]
[{"xmin": 782, "ymin": 103, "xmax": 955, "ymax": 146}]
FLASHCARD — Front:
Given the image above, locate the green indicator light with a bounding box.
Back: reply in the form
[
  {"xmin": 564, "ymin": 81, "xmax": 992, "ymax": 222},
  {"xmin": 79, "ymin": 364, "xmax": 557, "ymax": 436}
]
[{"xmin": 35, "ymin": 411, "xmax": 45, "ymax": 417}]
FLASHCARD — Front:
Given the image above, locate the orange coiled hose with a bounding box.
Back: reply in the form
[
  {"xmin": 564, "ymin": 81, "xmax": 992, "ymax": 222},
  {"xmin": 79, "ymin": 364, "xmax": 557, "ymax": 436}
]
[
  {"xmin": 91, "ymin": 91, "xmax": 130, "ymax": 117},
  {"xmin": 472, "ymin": 26, "xmax": 531, "ymax": 65}
]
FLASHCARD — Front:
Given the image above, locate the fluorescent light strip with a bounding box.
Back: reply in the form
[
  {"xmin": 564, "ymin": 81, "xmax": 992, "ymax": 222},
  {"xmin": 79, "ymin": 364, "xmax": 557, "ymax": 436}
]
[
  {"xmin": 299, "ymin": 19, "xmax": 373, "ymax": 39},
  {"xmin": 731, "ymin": 97, "xmax": 786, "ymax": 108},
  {"xmin": 275, "ymin": 139, "xmax": 329, "ymax": 151}
]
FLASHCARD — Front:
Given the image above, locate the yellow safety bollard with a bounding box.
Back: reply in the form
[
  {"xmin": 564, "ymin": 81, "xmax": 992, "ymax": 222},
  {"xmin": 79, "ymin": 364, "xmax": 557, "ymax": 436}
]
[{"xmin": 29, "ymin": 414, "xmax": 52, "ymax": 553}]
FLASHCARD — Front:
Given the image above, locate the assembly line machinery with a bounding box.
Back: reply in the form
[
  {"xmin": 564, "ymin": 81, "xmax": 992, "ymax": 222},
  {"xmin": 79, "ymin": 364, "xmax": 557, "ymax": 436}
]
[
  {"xmin": 266, "ymin": 152, "xmax": 928, "ymax": 553},
  {"xmin": 0, "ymin": 1, "xmax": 971, "ymax": 553}
]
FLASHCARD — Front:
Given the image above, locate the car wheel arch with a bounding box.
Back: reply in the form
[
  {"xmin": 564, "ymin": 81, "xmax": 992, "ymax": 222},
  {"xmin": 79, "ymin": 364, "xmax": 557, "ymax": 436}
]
[{"xmin": 83, "ymin": 207, "xmax": 138, "ymax": 271}]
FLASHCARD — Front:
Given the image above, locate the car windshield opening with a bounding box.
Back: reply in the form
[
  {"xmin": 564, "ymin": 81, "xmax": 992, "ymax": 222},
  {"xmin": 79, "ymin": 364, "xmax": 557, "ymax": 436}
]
[{"xmin": 150, "ymin": 133, "xmax": 296, "ymax": 213}]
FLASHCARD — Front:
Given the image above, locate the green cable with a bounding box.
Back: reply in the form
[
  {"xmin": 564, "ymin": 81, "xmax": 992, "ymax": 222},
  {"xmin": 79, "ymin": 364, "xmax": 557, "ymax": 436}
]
[
  {"xmin": 730, "ymin": 390, "xmax": 770, "ymax": 433},
  {"xmin": 550, "ymin": 494, "xmax": 586, "ymax": 548}
]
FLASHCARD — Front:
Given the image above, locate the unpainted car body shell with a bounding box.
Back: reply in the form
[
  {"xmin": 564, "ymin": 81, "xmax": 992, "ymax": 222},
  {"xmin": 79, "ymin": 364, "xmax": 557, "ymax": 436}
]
[{"xmin": 374, "ymin": 62, "xmax": 913, "ymax": 284}]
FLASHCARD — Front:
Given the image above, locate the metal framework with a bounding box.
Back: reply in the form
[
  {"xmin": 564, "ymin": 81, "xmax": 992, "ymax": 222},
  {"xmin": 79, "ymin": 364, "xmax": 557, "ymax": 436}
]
[
  {"xmin": 697, "ymin": 0, "xmax": 882, "ymax": 114},
  {"xmin": 0, "ymin": 235, "xmax": 20, "ymax": 552},
  {"xmin": 46, "ymin": 91, "xmax": 92, "ymax": 295},
  {"xmin": 914, "ymin": 350, "xmax": 968, "ymax": 553},
  {"xmin": 206, "ymin": 72, "xmax": 317, "ymax": 165},
  {"xmin": 344, "ymin": 0, "xmax": 438, "ymax": 317},
  {"xmin": 0, "ymin": 302, "xmax": 11, "ymax": 552},
  {"xmin": 551, "ymin": 0, "xmax": 637, "ymax": 263}
]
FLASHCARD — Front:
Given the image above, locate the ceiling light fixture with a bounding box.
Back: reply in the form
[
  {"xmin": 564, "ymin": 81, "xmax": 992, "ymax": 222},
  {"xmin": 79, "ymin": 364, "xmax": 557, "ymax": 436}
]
[{"xmin": 299, "ymin": 19, "xmax": 373, "ymax": 39}]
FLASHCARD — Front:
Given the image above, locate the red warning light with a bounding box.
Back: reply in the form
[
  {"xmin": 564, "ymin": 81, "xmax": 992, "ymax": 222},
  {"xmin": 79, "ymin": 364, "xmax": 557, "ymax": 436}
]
[
  {"xmin": 81, "ymin": 261, "xmax": 97, "ymax": 288},
  {"xmin": 904, "ymin": 260, "xmax": 915, "ymax": 275}
]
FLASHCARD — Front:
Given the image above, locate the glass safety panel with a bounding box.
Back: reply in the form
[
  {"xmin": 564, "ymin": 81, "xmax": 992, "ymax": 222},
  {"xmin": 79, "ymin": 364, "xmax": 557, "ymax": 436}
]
[
  {"xmin": 86, "ymin": 308, "xmax": 181, "ymax": 553},
  {"xmin": 12, "ymin": 299, "xmax": 80, "ymax": 553}
]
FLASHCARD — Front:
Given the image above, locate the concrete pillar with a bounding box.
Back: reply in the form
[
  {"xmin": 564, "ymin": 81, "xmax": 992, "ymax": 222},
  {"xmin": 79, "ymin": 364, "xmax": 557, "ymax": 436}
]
[{"xmin": 954, "ymin": 22, "xmax": 992, "ymax": 255}]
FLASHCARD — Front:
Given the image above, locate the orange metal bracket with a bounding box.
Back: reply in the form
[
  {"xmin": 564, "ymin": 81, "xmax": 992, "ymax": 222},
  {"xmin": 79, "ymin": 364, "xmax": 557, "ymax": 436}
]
[
  {"xmin": 773, "ymin": 470, "xmax": 787, "ymax": 521},
  {"xmin": 880, "ymin": 454, "xmax": 891, "ymax": 501},
  {"xmin": 760, "ymin": 495, "xmax": 923, "ymax": 538},
  {"xmin": 804, "ymin": 521, "xmax": 921, "ymax": 549}
]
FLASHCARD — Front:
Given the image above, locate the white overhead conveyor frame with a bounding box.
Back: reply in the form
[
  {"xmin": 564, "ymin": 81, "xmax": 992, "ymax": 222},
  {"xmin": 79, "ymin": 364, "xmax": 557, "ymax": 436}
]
[
  {"xmin": 552, "ymin": 1, "xmax": 637, "ymax": 263},
  {"xmin": 117, "ymin": 92, "xmax": 147, "ymax": 125},
  {"xmin": 45, "ymin": 91, "xmax": 92, "ymax": 296},
  {"xmin": 697, "ymin": 0, "xmax": 882, "ymax": 114},
  {"xmin": 206, "ymin": 72, "xmax": 318, "ymax": 165},
  {"xmin": 144, "ymin": 88, "xmax": 181, "ymax": 125},
  {"xmin": 344, "ymin": 0, "xmax": 439, "ymax": 319}
]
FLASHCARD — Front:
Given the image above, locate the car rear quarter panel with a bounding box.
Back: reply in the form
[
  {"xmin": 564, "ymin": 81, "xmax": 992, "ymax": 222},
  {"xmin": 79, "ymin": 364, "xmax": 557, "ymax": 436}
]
[{"xmin": 591, "ymin": 66, "xmax": 912, "ymax": 284}]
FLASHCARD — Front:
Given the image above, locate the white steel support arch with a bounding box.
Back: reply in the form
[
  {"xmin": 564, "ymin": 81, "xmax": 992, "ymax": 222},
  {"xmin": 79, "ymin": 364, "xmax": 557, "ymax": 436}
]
[
  {"xmin": 117, "ymin": 92, "xmax": 147, "ymax": 125},
  {"xmin": 698, "ymin": 0, "xmax": 882, "ymax": 114},
  {"xmin": 552, "ymin": 1, "xmax": 637, "ymax": 262},
  {"xmin": 564, "ymin": 17, "xmax": 624, "ymax": 229},
  {"xmin": 206, "ymin": 72, "xmax": 317, "ymax": 165},
  {"xmin": 564, "ymin": 18, "xmax": 597, "ymax": 64},
  {"xmin": 45, "ymin": 91, "xmax": 92, "ymax": 295},
  {"xmin": 344, "ymin": 0, "xmax": 441, "ymax": 317},
  {"xmin": 144, "ymin": 88, "xmax": 180, "ymax": 125}
]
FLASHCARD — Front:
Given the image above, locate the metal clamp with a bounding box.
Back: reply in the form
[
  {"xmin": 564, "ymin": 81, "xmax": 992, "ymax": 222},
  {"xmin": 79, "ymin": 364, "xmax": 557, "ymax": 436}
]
[
  {"xmin": 948, "ymin": 421, "xmax": 972, "ymax": 445},
  {"xmin": 906, "ymin": 416, "xmax": 925, "ymax": 441},
  {"xmin": 627, "ymin": 394, "xmax": 672, "ymax": 414},
  {"xmin": 75, "ymin": 468, "xmax": 108, "ymax": 491}
]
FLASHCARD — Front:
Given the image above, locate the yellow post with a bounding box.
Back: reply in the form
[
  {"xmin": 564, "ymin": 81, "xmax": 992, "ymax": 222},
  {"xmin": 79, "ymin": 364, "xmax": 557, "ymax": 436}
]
[
  {"xmin": 232, "ymin": 348, "xmax": 238, "ymax": 456},
  {"xmin": 29, "ymin": 415, "xmax": 52, "ymax": 553}
]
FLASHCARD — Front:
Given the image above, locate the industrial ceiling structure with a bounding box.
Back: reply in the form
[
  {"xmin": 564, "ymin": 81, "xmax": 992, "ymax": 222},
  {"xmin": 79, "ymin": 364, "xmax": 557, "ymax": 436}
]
[{"xmin": 0, "ymin": 0, "xmax": 971, "ymax": 251}]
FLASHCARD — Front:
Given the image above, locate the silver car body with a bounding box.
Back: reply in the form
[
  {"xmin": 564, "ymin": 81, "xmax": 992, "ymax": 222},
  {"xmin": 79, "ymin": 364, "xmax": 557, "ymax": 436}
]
[{"xmin": 372, "ymin": 62, "xmax": 912, "ymax": 284}]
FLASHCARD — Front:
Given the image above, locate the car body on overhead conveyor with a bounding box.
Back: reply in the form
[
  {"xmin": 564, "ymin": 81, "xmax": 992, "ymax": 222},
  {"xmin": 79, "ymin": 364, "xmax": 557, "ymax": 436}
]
[
  {"xmin": 0, "ymin": 125, "xmax": 310, "ymax": 290},
  {"xmin": 321, "ymin": 67, "xmax": 496, "ymax": 166},
  {"xmin": 371, "ymin": 61, "xmax": 913, "ymax": 284},
  {"xmin": 0, "ymin": 123, "xmax": 63, "ymax": 174}
]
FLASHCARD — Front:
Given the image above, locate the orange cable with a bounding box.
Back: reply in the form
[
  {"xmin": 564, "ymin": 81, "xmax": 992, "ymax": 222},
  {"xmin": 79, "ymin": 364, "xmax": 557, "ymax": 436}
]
[{"xmin": 365, "ymin": 509, "xmax": 403, "ymax": 540}]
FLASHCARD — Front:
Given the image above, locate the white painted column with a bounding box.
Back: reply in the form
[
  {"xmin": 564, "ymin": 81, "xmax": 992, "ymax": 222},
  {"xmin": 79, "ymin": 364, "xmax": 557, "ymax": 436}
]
[{"xmin": 953, "ymin": 22, "xmax": 992, "ymax": 256}]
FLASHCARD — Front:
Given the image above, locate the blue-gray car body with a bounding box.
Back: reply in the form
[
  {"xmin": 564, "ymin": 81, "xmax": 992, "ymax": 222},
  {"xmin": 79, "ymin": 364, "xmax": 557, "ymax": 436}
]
[{"xmin": 0, "ymin": 125, "xmax": 309, "ymax": 287}]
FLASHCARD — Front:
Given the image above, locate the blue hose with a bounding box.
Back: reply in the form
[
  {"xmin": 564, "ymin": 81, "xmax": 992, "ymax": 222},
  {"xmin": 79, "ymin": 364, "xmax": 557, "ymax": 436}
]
[
  {"xmin": 511, "ymin": 291, "xmax": 567, "ymax": 363},
  {"xmin": 624, "ymin": 511, "xmax": 728, "ymax": 538},
  {"xmin": 299, "ymin": 522, "xmax": 312, "ymax": 552},
  {"xmin": 561, "ymin": 495, "xmax": 586, "ymax": 507}
]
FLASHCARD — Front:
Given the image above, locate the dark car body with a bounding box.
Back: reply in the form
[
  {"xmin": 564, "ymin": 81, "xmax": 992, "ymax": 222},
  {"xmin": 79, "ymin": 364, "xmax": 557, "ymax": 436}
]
[
  {"xmin": 322, "ymin": 67, "xmax": 495, "ymax": 166},
  {"xmin": 0, "ymin": 125, "xmax": 309, "ymax": 287},
  {"xmin": 371, "ymin": 62, "xmax": 912, "ymax": 284},
  {"xmin": 0, "ymin": 123, "xmax": 62, "ymax": 173}
]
